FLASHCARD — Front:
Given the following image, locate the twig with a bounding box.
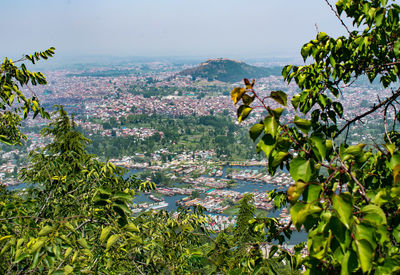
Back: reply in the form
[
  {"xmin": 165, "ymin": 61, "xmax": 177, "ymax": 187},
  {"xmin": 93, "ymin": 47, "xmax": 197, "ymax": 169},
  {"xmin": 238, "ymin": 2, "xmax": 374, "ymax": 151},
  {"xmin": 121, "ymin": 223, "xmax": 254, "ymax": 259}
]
[
  {"xmin": 132, "ymin": 259, "xmax": 145, "ymax": 275},
  {"xmin": 336, "ymin": 87, "xmax": 400, "ymax": 137},
  {"xmin": 66, "ymin": 219, "xmax": 91, "ymax": 237},
  {"xmin": 384, "ymin": 103, "xmax": 392, "ymax": 143},
  {"xmin": 25, "ymin": 84, "xmax": 39, "ymax": 99},
  {"xmin": 35, "ymin": 190, "xmax": 54, "ymax": 222},
  {"xmin": 338, "ymin": 157, "xmax": 370, "ymax": 203},
  {"xmin": 0, "ymin": 215, "xmax": 46, "ymax": 221},
  {"xmin": 323, "ymin": 0, "xmax": 352, "ymax": 36},
  {"xmin": 390, "ymin": 103, "xmax": 397, "ymax": 131}
]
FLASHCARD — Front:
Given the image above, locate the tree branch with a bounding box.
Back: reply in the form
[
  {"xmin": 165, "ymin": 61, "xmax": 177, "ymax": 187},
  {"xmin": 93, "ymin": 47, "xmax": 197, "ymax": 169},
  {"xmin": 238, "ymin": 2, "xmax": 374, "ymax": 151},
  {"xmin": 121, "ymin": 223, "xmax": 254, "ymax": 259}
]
[
  {"xmin": 336, "ymin": 87, "xmax": 400, "ymax": 137},
  {"xmin": 324, "ymin": 0, "xmax": 352, "ymax": 36},
  {"xmin": 338, "ymin": 157, "xmax": 370, "ymax": 203}
]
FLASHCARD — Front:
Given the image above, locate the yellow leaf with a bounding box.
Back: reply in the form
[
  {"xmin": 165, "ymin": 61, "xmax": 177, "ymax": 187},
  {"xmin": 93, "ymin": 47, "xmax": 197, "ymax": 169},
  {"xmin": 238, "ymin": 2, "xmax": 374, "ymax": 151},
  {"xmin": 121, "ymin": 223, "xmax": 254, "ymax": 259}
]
[
  {"xmin": 230, "ymin": 87, "xmax": 246, "ymax": 104},
  {"xmin": 0, "ymin": 235, "xmax": 12, "ymax": 242},
  {"xmin": 64, "ymin": 247, "xmax": 73, "ymax": 258},
  {"xmin": 125, "ymin": 223, "xmax": 139, "ymax": 233},
  {"xmin": 38, "ymin": 226, "xmax": 53, "ymax": 237},
  {"xmin": 287, "ymin": 181, "xmax": 308, "ymax": 202},
  {"xmin": 64, "ymin": 265, "xmax": 74, "ymax": 275},
  {"xmin": 106, "ymin": 234, "xmax": 119, "ymax": 251},
  {"xmin": 100, "ymin": 227, "xmax": 113, "ymax": 243},
  {"xmin": 393, "ymin": 164, "xmax": 400, "ymax": 185}
]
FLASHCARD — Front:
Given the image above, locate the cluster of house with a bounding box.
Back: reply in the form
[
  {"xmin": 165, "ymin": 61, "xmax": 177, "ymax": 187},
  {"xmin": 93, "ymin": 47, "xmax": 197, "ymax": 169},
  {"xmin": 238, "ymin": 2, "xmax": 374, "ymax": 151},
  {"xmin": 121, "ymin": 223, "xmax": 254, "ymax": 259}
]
[{"xmin": 178, "ymin": 189, "xmax": 273, "ymax": 214}]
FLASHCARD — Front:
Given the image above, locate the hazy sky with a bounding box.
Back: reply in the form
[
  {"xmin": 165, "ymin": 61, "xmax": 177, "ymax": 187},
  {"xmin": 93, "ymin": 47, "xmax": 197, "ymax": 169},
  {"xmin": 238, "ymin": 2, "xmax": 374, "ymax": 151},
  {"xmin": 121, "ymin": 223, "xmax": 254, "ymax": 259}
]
[{"xmin": 2, "ymin": 0, "xmax": 351, "ymax": 59}]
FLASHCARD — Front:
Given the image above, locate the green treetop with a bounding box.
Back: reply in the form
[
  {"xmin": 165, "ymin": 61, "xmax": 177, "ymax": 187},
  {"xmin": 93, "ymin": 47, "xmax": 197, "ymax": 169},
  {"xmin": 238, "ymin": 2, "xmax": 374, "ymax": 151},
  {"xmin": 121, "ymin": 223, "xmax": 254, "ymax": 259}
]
[{"xmin": 231, "ymin": 0, "xmax": 400, "ymax": 273}]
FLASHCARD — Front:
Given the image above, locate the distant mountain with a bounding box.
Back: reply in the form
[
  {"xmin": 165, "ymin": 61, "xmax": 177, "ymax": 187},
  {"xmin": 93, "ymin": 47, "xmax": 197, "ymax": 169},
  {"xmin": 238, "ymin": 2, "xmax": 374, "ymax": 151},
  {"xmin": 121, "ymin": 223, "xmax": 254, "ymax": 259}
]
[{"xmin": 176, "ymin": 58, "xmax": 281, "ymax": 83}]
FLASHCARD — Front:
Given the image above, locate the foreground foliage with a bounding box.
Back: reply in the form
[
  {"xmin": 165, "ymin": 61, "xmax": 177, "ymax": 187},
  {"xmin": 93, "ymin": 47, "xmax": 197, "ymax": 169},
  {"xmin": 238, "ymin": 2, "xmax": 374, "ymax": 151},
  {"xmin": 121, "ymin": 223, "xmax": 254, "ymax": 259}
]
[
  {"xmin": 2, "ymin": 0, "xmax": 399, "ymax": 274},
  {"xmin": 1, "ymin": 106, "xmax": 212, "ymax": 274},
  {"xmin": 0, "ymin": 56, "xmax": 296, "ymax": 274},
  {"xmin": 0, "ymin": 109, "xmax": 296, "ymax": 274},
  {"xmin": 232, "ymin": 0, "xmax": 400, "ymax": 273}
]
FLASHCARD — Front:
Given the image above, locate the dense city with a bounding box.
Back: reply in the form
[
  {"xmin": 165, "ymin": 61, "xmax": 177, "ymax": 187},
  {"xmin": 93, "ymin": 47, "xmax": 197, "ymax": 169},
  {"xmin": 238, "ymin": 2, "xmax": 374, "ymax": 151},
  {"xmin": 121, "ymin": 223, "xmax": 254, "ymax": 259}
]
[{"xmin": 2, "ymin": 59, "xmax": 392, "ymax": 233}]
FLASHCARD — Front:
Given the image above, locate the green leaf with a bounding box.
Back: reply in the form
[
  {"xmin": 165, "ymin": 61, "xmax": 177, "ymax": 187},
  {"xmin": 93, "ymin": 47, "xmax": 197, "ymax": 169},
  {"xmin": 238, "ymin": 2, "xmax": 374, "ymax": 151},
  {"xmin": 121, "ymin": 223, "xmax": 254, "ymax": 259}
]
[
  {"xmin": 290, "ymin": 202, "xmax": 322, "ymax": 231},
  {"xmin": 310, "ymin": 134, "xmax": 327, "ymax": 161},
  {"xmin": 394, "ymin": 40, "xmax": 400, "ymax": 58},
  {"xmin": 0, "ymin": 135, "xmax": 13, "ymax": 145},
  {"xmin": 301, "ymin": 43, "xmax": 312, "ymax": 61},
  {"xmin": 257, "ymin": 134, "xmax": 275, "ymax": 158},
  {"xmin": 291, "ymin": 94, "xmax": 301, "ymax": 109},
  {"xmin": 289, "ymin": 157, "xmax": 314, "ymax": 182},
  {"xmin": 38, "ymin": 226, "xmax": 54, "ymax": 237},
  {"xmin": 30, "ymin": 240, "xmax": 45, "ymax": 253},
  {"xmin": 343, "ymin": 144, "xmax": 365, "ymax": 158},
  {"xmin": 281, "ymin": 65, "xmax": 292, "ymax": 80},
  {"xmin": 77, "ymin": 238, "xmax": 89, "ymax": 249},
  {"xmin": 393, "ymin": 164, "xmax": 400, "ymax": 185},
  {"xmin": 267, "ymin": 107, "xmax": 284, "ymax": 119},
  {"xmin": 0, "ymin": 235, "xmax": 12, "ymax": 242},
  {"xmin": 249, "ymin": 123, "xmax": 264, "ymax": 142},
  {"xmin": 374, "ymin": 8, "xmax": 384, "ymax": 26},
  {"xmin": 317, "ymin": 32, "xmax": 328, "ymax": 41},
  {"xmin": 237, "ymin": 105, "xmax": 252, "ymax": 124},
  {"xmin": 270, "ymin": 90, "xmax": 288, "ymax": 106},
  {"xmin": 341, "ymin": 250, "xmax": 358, "ymax": 275},
  {"xmin": 264, "ymin": 116, "xmax": 279, "ymax": 138},
  {"xmin": 31, "ymin": 251, "xmax": 40, "ymax": 269},
  {"xmin": 332, "ymin": 193, "xmax": 353, "ymax": 229},
  {"xmin": 125, "ymin": 223, "xmax": 140, "ymax": 232},
  {"xmin": 64, "ymin": 265, "xmax": 74, "ymax": 275},
  {"xmin": 113, "ymin": 192, "xmax": 132, "ymax": 200},
  {"xmin": 106, "ymin": 234, "xmax": 120, "ymax": 251},
  {"xmin": 393, "ymin": 224, "xmax": 400, "ymax": 243},
  {"xmin": 294, "ymin": 116, "xmax": 312, "ymax": 134},
  {"xmin": 354, "ymin": 222, "xmax": 375, "ymax": 248},
  {"xmin": 390, "ymin": 152, "xmax": 400, "ymax": 169},
  {"xmin": 317, "ymin": 94, "xmax": 328, "ymax": 108},
  {"xmin": 64, "ymin": 247, "xmax": 73, "ymax": 258},
  {"xmin": 97, "ymin": 187, "xmax": 112, "ymax": 195},
  {"xmin": 328, "ymin": 110, "xmax": 337, "ymax": 123},
  {"xmin": 290, "ymin": 202, "xmax": 308, "ymax": 230},
  {"xmin": 329, "ymin": 216, "xmax": 351, "ymax": 251},
  {"xmin": 303, "ymin": 184, "xmax": 321, "ymax": 203},
  {"xmin": 355, "ymin": 239, "xmax": 374, "ymax": 273},
  {"xmin": 113, "ymin": 204, "xmax": 128, "ymax": 217},
  {"xmin": 100, "ymin": 226, "xmax": 113, "ymax": 243},
  {"xmin": 361, "ymin": 205, "xmax": 387, "ymax": 225},
  {"xmin": 14, "ymin": 252, "xmax": 29, "ymax": 263},
  {"xmin": 269, "ymin": 151, "xmax": 289, "ymax": 173},
  {"xmin": 333, "ymin": 102, "xmax": 343, "ymax": 118}
]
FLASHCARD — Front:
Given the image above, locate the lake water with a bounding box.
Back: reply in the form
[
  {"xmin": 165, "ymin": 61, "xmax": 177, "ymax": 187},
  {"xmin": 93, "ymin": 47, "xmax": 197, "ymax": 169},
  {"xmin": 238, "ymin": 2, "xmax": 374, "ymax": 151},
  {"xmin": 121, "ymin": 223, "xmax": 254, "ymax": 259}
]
[
  {"xmin": 130, "ymin": 165, "xmax": 307, "ymax": 244},
  {"xmin": 7, "ymin": 165, "xmax": 306, "ymax": 244}
]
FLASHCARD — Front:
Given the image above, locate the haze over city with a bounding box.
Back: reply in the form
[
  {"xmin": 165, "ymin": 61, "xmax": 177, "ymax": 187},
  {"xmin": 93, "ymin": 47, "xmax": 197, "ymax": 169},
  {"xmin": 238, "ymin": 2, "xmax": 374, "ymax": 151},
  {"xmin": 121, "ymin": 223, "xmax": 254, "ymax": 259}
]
[{"xmin": 3, "ymin": 0, "xmax": 351, "ymax": 59}]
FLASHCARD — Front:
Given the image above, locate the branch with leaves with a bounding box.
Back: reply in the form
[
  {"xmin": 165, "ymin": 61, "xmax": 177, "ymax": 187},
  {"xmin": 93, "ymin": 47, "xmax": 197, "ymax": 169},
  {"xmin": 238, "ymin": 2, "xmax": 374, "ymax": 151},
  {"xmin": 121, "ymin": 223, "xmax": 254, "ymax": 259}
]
[{"xmin": 229, "ymin": 1, "xmax": 400, "ymax": 273}]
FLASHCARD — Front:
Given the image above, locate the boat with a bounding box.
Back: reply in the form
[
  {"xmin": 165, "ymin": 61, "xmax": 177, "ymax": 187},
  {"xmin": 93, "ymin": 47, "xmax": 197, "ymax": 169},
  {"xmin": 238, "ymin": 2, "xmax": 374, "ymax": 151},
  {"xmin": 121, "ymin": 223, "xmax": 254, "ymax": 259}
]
[
  {"xmin": 149, "ymin": 194, "xmax": 164, "ymax": 202},
  {"xmin": 149, "ymin": 202, "xmax": 169, "ymax": 209}
]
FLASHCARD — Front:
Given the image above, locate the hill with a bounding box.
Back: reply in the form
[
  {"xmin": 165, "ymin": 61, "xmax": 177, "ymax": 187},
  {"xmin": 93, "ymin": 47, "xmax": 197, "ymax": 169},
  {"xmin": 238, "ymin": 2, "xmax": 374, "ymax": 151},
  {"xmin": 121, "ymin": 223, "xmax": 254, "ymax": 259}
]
[{"xmin": 176, "ymin": 58, "xmax": 281, "ymax": 83}]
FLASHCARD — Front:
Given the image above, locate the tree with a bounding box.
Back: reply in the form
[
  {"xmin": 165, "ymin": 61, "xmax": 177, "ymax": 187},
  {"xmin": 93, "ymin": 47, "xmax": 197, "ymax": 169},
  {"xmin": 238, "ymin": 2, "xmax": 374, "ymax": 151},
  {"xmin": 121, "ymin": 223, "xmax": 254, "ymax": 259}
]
[
  {"xmin": 231, "ymin": 0, "xmax": 400, "ymax": 273},
  {"xmin": 0, "ymin": 106, "xmax": 214, "ymax": 274},
  {"xmin": 0, "ymin": 51, "xmax": 212, "ymax": 274},
  {"xmin": 207, "ymin": 193, "xmax": 300, "ymax": 274},
  {"xmin": 0, "ymin": 48, "xmax": 54, "ymax": 145}
]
